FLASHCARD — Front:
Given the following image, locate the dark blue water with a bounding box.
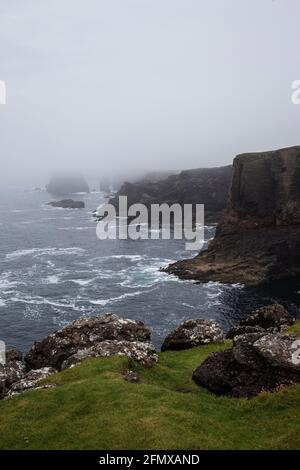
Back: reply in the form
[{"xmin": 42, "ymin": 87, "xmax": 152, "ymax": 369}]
[{"xmin": 1, "ymin": 187, "xmax": 300, "ymax": 353}]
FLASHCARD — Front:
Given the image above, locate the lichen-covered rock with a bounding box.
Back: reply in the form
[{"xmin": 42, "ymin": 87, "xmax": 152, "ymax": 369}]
[
  {"xmin": 61, "ymin": 340, "xmax": 158, "ymax": 369},
  {"xmin": 7, "ymin": 367, "xmax": 56, "ymax": 397},
  {"xmin": 161, "ymin": 319, "xmax": 224, "ymax": 351},
  {"xmin": 253, "ymin": 334, "xmax": 300, "ymax": 369},
  {"xmin": 0, "ymin": 361, "xmax": 25, "ymax": 399},
  {"xmin": 193, "ymin": 331, "xmax": 300, "ymax": 398},
  {"xmin": 226, "ymin": 304, "xmax": 294, "ymax": 339},
  {"xmin": 25, "ymin": 313, "xmax": 156, "ymax": 370}
]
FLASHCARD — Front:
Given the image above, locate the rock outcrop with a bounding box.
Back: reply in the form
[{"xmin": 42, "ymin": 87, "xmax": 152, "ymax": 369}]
[
  {"xmin": 61, "ymin": 340, "xmax": 157, "ymax": 369},
  {"xmin": 0, "ymin": 349, "xmax": 25, "ymax": 399},
  {"xmin": 0, "ymin": 314, "xmax": 158, "ymax": 399},
  {"xmin": 108, "ymin": 166, "xmax": 232, "ymax": 223},
  {"xmin": 165, "ymin": 146, "xmax": 300, "ymax": 285},
  {"xmin": 193, "ymin": 329, "xmax": 300, "ymax": 398},
  {"xmin": 47, "ymin": 199, "xmax": 85, "ymax": 209},
  {"xmin": 25, "ymin": 313, "xmax": 158, "ymax": 371},
  {"xmin": 161, "ymin": 319, "xmax": 224, "ymax": 351},
  {"xmin": 226, "ymin": 304, "xmax": 294, "ymax": 339},
  {"xmin": 7, "ymin": 367, "xmax": 56, "ymax": 397},
  {"xmin": 46, "ymin": 173, "xmax": 89, "ymax": 195}
]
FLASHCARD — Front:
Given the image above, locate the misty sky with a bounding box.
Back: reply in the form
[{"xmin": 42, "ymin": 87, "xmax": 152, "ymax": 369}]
[{"xmin": 0, "ymin": 0, "xmax": 300, "ymax": 183}]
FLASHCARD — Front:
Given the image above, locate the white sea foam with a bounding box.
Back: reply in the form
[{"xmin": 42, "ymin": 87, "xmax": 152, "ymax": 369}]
[
  {"xmin": 10, "ymin": 294, "xmax": 77, "ymax": 309},
  {"xmin": 44, "ymin": 275, "xmax": 60, "ymax": 285},
  {"xmin": 6, "ymin": 247, "xmax": 85, "ymax": 260},
  {"xmin": 70, "ymin": 279, "xmax": 92, "ymax": 286},
  {"xmin": 0, "ymin": 299, "xmax": 6, "ymax": 307},
  {"xmin": 89, "ymin": 290, "xmax": 144, "ymax": 306},
  {"xmin": 0, "ymin": 272, "xmax": 23, "ymax": 289},
  {"xmin": 109, "ymin": 254, "xmax": 144, "ymax": 261},
  {"xmin": 181, "ymin": 302, "xmax": 196, "ymax": 309}
]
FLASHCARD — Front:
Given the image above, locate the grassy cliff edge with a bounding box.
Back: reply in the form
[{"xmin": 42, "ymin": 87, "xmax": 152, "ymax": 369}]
[{"xmin": 0, "ymin": 325, "xmax": 300, "ymax": 450}]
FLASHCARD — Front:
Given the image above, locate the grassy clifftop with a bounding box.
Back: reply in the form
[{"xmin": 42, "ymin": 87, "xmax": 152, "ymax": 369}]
[{"xmin": 0, "ymin": 333, "xmax": 300, "ymax": 450}]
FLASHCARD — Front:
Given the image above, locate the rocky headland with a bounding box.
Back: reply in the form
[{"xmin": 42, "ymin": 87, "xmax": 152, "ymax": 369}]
[
  {"xmin": 108, "ymin": 165, "xmax": 232, "ymax": 224},
  {"xmin": 165, "ymin": 146, "xmax": 300, "ymax": 285}
]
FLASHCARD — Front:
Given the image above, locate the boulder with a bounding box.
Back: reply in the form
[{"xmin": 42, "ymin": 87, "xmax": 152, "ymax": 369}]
[
  {"xmin": 253, "ymin": 334, "xmax": 300, "ymax": 369},
  {"xmin": 240, "ymin": 304, "xmax": 294, "ymax": 330},
  {"xmin": 7, "ymin": 367, "xmax": 56, "ymax": 397},
  {"xmin": 164, "ymin": 146, "xmax": 300, "ymax": 285},
  {"xmin": 192, "ymin": 331, "xmax": 300, "ymax": 398},
  {"xmin": 161, "ymin": 319, "xmax": 224, "ymax": 351},
  {"xmin": 0, "ymin": 361, "xmax": 25, "ymax": 399},
  {"xmin": 47, "ymin": 199, "xmax": 85, "ymax": 209},
  {"xmin": 61, "ymin": 340, "xmax": 158, "ymax": 369},
  {"xmin": 25, "ymin": 313, "xmax": 157, "ymax": 370},
  {"xmin": 226, "ymin": 304, "xmax": 294, "ymax": 339},
  {"xmin": 226, "ymin": 325, "xmax": 265, "ymax": 340}
]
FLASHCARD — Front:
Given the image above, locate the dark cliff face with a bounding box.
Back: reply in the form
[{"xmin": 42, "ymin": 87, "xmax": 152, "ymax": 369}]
[
  {"xmin": 46, "ymin": 173, "xmax": 90, "ymax": 195},
  {"xmin": 165, "ymin": 146, "xmax": 300, "ymax": 285},
  {"xmin": 109, "ymin": 165, "xmax": 232, "ymax": 223},
  {"xmin": 219, "ymin": 146, "xmax": 300, "ymax": 233}
]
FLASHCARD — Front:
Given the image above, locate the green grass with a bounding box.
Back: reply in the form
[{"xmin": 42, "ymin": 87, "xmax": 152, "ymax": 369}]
[
  {"xmin": 287, "ymin": 320, "xmax": 300, "ymax": 336},
  {"xmin": 0, "ymin": 338, "xmax": 300, "ymax": 450}
]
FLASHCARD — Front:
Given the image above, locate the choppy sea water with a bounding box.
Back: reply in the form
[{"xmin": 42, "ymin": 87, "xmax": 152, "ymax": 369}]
[{"xmin": 1, "ymin": 187, "xmax": 300, "ymax": 353}]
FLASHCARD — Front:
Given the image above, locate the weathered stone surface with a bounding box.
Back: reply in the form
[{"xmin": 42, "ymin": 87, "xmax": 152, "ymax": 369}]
[
  {"xmin": 161, "ymin": 319, "xmax": 224, "ymax": 351},
  {"xmin": 226, "ymin": 325, "xmax": 265, "ymax": 340},
  {"xmin": 25, "ymin": 313, "xmax": 156, "ymax": 370},
  {"xmin": 6, "ymin": 348, "xmax": 23, "ymax": 363},
  {"xmin": 47, "ymin": 199, "xmax": 85, "ymax": 209},
  {"xmin": 0, "ymin": 361, "xmax": 25, "ymax": 399},
  {"xmin": 193, "ymin": 331, "xmax": 300, "ymax": 398},
  {"xmin": 165, "ymin": 146, "xmax": 300, "ymax": 285},
  {"xmin": 240, "ymin": 304, "xmax": 294, "ymax": 330},
  {"xmin": 7, "ymin": 367, "xmax": 56, "ymax": 396},
  {"xmin": 253, "ymin": 334, "xmax": 300, "ymax": 369},
  {"xmin": 61, "ymin": 340, "xmax": 158, "ymax": 369},
  {"xmin": 226, "ymin": 304, "xmax": 294, "ymax": 339}
]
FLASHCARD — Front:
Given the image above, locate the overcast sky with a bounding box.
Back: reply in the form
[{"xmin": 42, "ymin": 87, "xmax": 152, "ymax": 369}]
[{"xmin": 0, "ymin": 0, "xmax": 300, "ymax": 183}]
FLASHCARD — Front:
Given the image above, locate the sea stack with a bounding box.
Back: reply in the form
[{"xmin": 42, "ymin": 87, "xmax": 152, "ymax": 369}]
[
  {"xmin": 46, "ymin": 173, "xmax": 89, "ymax": 195},
  {"xmin": 165, "ymin": 146, "xmax": 300, "ymax": 285}
]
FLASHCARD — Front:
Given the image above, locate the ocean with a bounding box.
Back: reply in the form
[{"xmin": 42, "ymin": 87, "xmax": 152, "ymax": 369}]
[{"xmin": 1, "ymin": 186, "xmax": 300, "ymax": 353}]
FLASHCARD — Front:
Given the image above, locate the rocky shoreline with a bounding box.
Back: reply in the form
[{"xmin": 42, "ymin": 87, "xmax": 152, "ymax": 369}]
[{"xmin": 1, "ymin": 305, "xmax": 299, "ymax": 400}]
